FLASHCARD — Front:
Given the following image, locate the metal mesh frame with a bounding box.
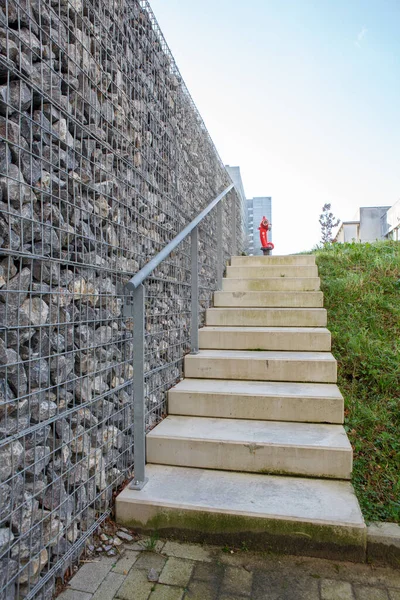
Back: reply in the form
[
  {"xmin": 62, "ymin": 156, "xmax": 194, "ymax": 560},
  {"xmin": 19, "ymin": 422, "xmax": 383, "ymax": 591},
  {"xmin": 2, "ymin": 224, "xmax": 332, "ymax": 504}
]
[{"xmin": 0, "ymin": 1, "xmax": 243, "ymax": 599}]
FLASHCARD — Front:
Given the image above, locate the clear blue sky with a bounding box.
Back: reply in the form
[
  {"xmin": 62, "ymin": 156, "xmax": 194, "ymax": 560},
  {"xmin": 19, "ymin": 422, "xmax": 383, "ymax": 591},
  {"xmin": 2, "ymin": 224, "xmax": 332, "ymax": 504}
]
[{"xmin": 150, "ymin": 0, "xmax": 400, "ymax": 253}]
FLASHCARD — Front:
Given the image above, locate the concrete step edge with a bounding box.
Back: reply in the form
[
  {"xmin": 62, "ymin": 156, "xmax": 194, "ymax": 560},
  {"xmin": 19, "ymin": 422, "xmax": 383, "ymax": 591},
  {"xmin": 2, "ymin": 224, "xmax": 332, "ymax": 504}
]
[{"xmin": 115, "ymin": 465, "xmax": 366, "ymax": 561}]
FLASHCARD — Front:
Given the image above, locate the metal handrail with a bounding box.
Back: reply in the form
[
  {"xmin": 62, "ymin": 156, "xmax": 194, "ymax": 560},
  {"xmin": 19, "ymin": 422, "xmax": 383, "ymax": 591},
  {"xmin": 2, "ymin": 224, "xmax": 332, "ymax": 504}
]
[
  {"xmin": 124, "ymin": 182, "xmax": 237, "ymax": 490},
  {"xmin": 125, "ymin": 183, "xmax": 234, "ymax": 290}
]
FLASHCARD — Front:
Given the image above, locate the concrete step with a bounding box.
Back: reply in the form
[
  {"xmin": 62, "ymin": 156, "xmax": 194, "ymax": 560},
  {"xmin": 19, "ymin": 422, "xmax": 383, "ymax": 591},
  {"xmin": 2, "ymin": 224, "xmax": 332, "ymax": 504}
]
[
  {"xmin": 168, "ymin": 379, "xmax": 344, "ymax": 423},
  {"xmin": 222, "ymin": 278, "xmax": 321, "ymax": 292},
  {"xmin": 146, "ymin": 416, "xmax": 352, "ymax": 479},
  {"xmin": 184, "ymin": 350, "xmax": 337, "ymax": 383},
  {"xmin": 206, "ymin": 308, "xmax": 327, "ymax": 328},
  {"xmin": 226, "ymin": 265, "xmax": 318, "ymax": 278},
  {"xmin": 116, "ymin": 465, "xmax": 366, "ymax": 561},
  {"xmin": 231, "ymin": 255, "xmax": 316, "ymax": 266},
  {"xmin": 198, "ymin": 326, "xmax": 331, "ymax": 351},
  {"xmin": 214, "ymin": 291, "xmax": 324, "ymax": 308}
]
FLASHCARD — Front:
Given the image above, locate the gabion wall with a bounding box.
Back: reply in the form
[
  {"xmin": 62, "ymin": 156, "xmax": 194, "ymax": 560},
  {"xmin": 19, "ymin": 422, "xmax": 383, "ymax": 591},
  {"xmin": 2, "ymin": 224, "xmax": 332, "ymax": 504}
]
[{"xmin": 0, "ymin": 1, "xmax": 243, "ymax": 598}]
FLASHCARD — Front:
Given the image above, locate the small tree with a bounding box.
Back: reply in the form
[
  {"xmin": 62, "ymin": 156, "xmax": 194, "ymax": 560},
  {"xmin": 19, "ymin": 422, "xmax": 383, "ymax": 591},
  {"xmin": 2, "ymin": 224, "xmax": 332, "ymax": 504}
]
[{"xmin": 319, "ymin": 203, "xmax": 340, "ymax": 244}]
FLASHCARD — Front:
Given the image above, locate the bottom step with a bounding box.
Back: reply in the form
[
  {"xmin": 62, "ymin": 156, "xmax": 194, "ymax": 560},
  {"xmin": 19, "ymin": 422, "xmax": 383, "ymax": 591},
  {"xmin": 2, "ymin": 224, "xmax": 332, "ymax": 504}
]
[{"xmin": 116, "ymin": 464, "xmax": 366, "ymax": 562}]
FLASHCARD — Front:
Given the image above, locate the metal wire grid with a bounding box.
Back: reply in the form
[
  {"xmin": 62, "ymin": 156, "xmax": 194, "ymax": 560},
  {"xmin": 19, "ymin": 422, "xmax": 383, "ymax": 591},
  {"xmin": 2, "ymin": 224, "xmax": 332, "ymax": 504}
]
[{"xmin": 0, "ymin": 1, "xmax": 243, "ymax": 599}]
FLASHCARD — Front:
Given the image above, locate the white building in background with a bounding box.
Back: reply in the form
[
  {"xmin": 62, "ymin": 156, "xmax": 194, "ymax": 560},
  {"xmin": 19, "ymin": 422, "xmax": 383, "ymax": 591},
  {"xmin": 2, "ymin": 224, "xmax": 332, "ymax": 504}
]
[
  {"xmin": 247, "ymin": 197, "xmax": 272, "ymax": 255},
  {"xmin": 335, "ymin": 200, "xmax": 400, "ymax": 243},
  {"xmin": 384, "ymin": 199, "xmax": 400, "ymax": 241}
]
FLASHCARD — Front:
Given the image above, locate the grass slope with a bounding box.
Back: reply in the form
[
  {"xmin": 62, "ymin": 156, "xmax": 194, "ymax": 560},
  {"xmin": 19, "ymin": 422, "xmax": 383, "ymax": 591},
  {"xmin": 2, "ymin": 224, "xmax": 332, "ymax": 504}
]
[{"xmin": 315, "ymin": 241, "xmax": 400, "ymax": 523}]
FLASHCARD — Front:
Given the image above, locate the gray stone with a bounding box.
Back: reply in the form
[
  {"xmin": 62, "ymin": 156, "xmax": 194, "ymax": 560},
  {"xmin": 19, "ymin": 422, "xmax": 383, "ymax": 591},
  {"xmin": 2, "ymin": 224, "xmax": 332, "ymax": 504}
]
[
  {"xmin": 147, "ymin": 567, "xmax": 159, "ymax": 582},
  {"xmin": 29, "ymin": 358, "xmax": 50, "ymax": 388},
  {"xmin": 53, "ymin": 118, "xmax": 74, "ymax": 148},
  {"xmin": 43, "ymin": 479, "xmax": 73, "ymax": 523},
  {"xmin": 0, "ymin": 80, "xmax": 31, "ymax": 115},
  {"xmin": 0, "ymin": 339, "xmax": 27, "ymax": 397},
  {"xmin": 19, "ymin": 151, "xmax": 42, "ymax": 185},
  {"xmin": 0, "ymin": 164, "xmax": 35, "ymax": 206},
  {"xmin": 0, "ymin": 527, "xmax": 14, "ymax": 555},
  {"xmin": 116, "ymin": 530, "xmax": 134, "ymax": 542},
  {"xmin": 50, "ymin": 354, "xmax": 75, "ymax": 385},
  {"xmin": 0, "ymin": 141, "xmax": 11, "ymax": 173},
  {"xmin": 18, "ymin": 548, "xmax": 48, "ymax": 584},
  {"xmin": 0, "ymin": 266, "xmax": 31, "ymax": 311},
  {"xmin": 70, "ymin": 424, "xmax": 91, "ymax": 455},
  {"xmin": 31, "ymin": 399, "xmax": 58, "ymax": 423},
  {"xmin": 11, "ymin": 491, "xmax": 40, "ymax": 534},
  {"xmin": 0, "ymin": 378, "xmax": 15, "ymax": 419},
  {"xmin": 17, "ymin": 27, "xmax": 41, "ymax": 57},
  {"xmin": 31, "ymin": 61, "xmax": 61, "ymax": 96},
  {"xmin": 20, "ymin": 297, "xmax": 49, "ymax": 326},
  {"xmin": 0, "ymin": 440, "xmax": 23, "ymax": 482},
  {"xmin": 0, "ymin": 559, "xmax": 18, "ymax": 594},
  {"xmin": 25, "ymin": 445, "xmax": 51, "ymax": 475}
]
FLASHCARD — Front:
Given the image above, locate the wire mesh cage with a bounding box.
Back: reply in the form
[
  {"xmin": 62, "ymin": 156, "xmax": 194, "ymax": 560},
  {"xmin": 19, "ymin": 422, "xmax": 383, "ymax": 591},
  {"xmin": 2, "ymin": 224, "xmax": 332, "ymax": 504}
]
[{"xmin": 0, "ymin": 1, "xmax": 243, "ymax": 599}]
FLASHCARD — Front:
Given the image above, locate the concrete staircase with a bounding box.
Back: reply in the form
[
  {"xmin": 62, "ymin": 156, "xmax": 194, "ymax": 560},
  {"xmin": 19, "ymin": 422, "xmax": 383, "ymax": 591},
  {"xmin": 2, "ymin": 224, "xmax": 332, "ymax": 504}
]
[{"xmin": 116, "ymin": 254, "xmax": 366, "ymax": 561}]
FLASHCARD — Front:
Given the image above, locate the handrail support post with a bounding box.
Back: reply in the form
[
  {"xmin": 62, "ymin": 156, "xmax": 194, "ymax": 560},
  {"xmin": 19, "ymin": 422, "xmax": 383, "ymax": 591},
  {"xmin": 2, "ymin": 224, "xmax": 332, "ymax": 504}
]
[
  {"xmin": 190, "ymin": 226, "xmax": 199, "ymax": 354},
  {"xmin": 217, "ymin": 201, "xmax": 223, "ymax": 289},
  {"xmin": 231, "ymin": 192, "xmax": 237, "ymax": 257},
  {"xmin": 129, "ymin": 283, "xmax": 148, "ymax": 490}
]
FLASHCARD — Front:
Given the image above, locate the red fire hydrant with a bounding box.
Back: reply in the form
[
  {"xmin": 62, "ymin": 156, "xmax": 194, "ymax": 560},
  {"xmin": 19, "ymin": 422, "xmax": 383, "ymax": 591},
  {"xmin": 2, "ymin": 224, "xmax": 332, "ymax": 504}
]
[{"xmin": 259, "ymin": 217, "xmax": 274, "ymax": 255}]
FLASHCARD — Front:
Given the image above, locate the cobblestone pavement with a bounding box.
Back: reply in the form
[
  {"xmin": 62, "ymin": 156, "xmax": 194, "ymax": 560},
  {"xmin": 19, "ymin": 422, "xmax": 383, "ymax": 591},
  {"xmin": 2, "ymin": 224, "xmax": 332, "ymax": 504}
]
[{"xmin": 58, "ymin": 537, "xmax": 400, "ymax": 600}]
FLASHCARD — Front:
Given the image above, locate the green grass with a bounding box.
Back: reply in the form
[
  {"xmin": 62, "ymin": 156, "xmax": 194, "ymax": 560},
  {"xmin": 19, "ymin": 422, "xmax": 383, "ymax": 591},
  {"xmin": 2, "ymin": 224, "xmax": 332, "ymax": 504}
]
[{"xmin": 314, "ymin": 241, "xmax": 400, "ymax": 523}]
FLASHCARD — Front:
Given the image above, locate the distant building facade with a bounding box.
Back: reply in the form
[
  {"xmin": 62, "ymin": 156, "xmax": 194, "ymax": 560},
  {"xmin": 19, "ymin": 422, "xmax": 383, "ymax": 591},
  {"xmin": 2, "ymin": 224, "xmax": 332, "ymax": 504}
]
[
  {"xmin": 335, "ymin": 200, "xmax": 400, "ymax": 243},
  {"xmin": 247, "ymin": 197, "xmax": 272, "ymax": 255}
]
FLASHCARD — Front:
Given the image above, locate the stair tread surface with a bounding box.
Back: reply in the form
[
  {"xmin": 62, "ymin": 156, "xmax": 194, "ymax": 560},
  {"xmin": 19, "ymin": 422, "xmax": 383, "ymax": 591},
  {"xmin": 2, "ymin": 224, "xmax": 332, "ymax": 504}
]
[
  {"xmin": 222, "ymin": 278, "xmax": 321, "ymax": 291},
  {"xmin": 147, "ymin": 415, "xmax": 351, "ymax": 449},
  {"xmin": 230, "ymin": 255, "xmax": 316, "ymax": 265},
  {"xmin": 170, "ymin": 378, "xmax": 343, "ymax": 398},
  {"xmin": 214, "ymin": 291, "xmax": 324, "ymax": 307},
  {"xmin": 186, "ymin": 349, "xmax": 336, "ymax": 361},
  {"xmin": 117, "ymin": 464, "xmax": 365, "ymax": 528},
  {"xmin": 199, "ymin": 326, "xmax": 330, "ymax": 334}
]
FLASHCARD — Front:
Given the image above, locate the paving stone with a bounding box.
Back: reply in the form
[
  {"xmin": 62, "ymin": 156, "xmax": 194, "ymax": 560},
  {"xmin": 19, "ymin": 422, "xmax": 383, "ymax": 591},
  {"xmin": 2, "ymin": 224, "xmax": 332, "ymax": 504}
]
[
  {"xmin": 252, "ymin": 569, "xmax": 320, "ymax": 599},
  {"xmin": 321, "ymin": 579, "xmax": 355, "ymax": 600},
  {"xmin": 91, "ymin": 572, "xmax": 125, "ymax": 600},
  {"xmin": 192, "ymin": 561, "xmax": 224, "ymax": 583},
  {"xmin": 57, "ymin": 590, "xmax": 93, "ymax": 600},
  {"xmin": 354, "ymin": 586, "xmax": 389, "ymax": 600},
  {"xmin": 134, "ymin": 552, "xmax": 167, "ymax": 572},
  {"xmin": 158, "ymin": 557, "xmax": 194, "ymax": 586},
  {"xmin": 116, "ymin": 568, "xmax": 153, "ymax": 600},
  {"xmin": 220, "ymin": 596, "xmax": 251, "ymax": 600},
  {"xmin": 112, "ymin": 551, "xmax": 140, "ymax": 575},
  {"xmin": 389, "ymin": 591, "xmax": 400, "ymax": 600},
  {"xmin": 131, "ymin": 538, "xmax": 165, "ymax": 553},
  {"xmin": 148, "ymin": 585, "xmax": 184, "ymax": 600},
  {"xmin": 221, "ymin": 566, "xmax": 253, "ymax": 597},
  {"xmin": 184, "ymin": 579, "xmax": 219, "ymax": 600},
  {"xmin": 161, "ymin": 541, "xmax": 212, "ymax": 562},
  {"xmin": 68, "ymin": 559, "xmax": 115, "ymax": 593}
]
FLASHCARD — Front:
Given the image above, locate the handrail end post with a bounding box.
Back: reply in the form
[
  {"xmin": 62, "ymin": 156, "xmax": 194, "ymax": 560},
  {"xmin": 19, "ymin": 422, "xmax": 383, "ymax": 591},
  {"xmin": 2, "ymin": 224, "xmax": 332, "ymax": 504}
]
[
  {"xmin": 132, "ymin": 283, "xmax": 147, "ymax": 490},
  {"xmin": 129, "ymin": 477, "xmax": 149, "ymax": 490}
]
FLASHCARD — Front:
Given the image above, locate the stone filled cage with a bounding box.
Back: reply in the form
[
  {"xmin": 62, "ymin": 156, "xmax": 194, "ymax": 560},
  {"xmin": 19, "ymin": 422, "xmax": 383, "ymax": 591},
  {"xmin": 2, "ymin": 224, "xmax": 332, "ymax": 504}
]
[{"xmin": 0, "ymin": 1, "xmax": 244, "ymax": 598}]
